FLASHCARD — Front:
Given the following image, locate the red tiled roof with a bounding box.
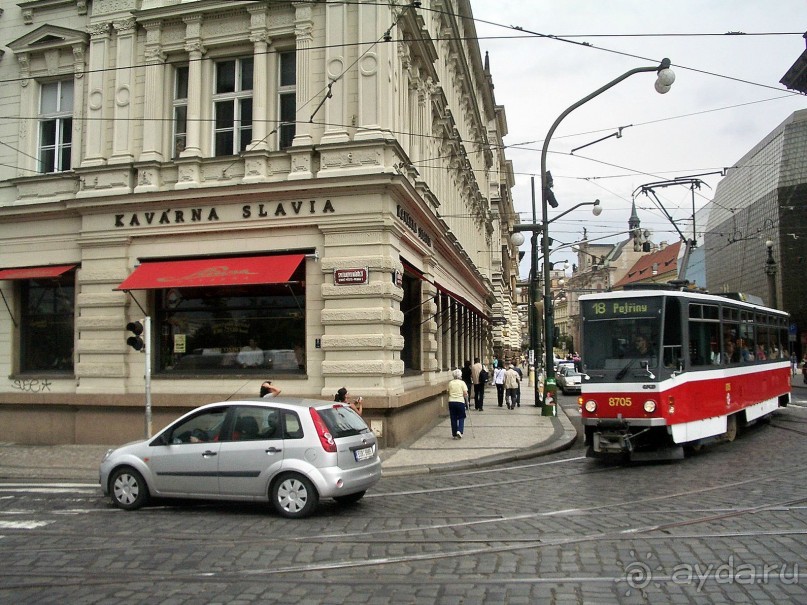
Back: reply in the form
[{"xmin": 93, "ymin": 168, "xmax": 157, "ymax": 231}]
[{"xmin": 612, "ymin": 241, "xmax": 682, "ymax": 288}]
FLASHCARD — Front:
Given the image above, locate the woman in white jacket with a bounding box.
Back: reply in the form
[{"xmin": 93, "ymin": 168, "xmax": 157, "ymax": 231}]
[{"xmin": 493, "ymin": 365, "xmax": 507, "ymax": 407}]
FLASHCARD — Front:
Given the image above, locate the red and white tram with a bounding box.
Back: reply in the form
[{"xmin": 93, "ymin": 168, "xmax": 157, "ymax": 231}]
[{"xmin": 579, "ymin": 286, "xmax": 792, "ymax": 460}]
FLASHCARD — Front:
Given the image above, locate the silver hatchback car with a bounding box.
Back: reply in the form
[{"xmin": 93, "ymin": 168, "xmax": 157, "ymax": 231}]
[{"xmin": 99, "ymin": 398, "xmax": 381, "ymax": 518}]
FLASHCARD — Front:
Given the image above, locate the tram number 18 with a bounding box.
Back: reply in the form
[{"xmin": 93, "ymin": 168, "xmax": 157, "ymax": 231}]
[{"xmin": 608, "ymin": 397, "xmax": 632, "ymax": 407}]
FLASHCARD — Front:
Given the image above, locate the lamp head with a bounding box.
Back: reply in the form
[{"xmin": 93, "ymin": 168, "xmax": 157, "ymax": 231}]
[
  {"xmin": 765, "ymin": 239, "xmax": 774, "ymax": 249},
  {"xmin": 592, "ymin": 199, "xmax": 602, "ymax": 216},
  {"xmin": 511, "ymin": 231, "xmax": 525, "ymax": 247},
  {"xmin": 655, "ymin": 58, "xmax": 675, "ymax": 94}
]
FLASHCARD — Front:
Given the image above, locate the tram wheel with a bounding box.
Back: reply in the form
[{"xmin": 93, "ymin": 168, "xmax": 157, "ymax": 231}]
[{"xmin": 724, "ymin": 414, "xmax": 738, "ymax": 442}]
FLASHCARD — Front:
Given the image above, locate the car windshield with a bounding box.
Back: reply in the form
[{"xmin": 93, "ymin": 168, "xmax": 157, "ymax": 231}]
[{"xmin": 316, "ymin": 405, "xmax": 369, "ymax": 438}]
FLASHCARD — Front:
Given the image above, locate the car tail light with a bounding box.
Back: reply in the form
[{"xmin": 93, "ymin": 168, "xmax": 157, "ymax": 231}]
[{"xmin": 309, "ymin": 408, "xmax": 337, "ymax": 453}]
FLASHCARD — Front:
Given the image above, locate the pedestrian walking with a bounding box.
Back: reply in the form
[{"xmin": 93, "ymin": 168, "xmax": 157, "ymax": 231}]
[
  {"xmin": 477, "ymin": 364, "xmax": 489, "ymax": 410},
  {"xmin": 791, "ymin": 353, "xmax": 798, "ymax": 377},
  {"xmin": 514, "ymin": 363, "xmax": 523, "ymax": 407},
  {"xmin": 461, "ymin": 360, "xmax": 473, "ymax": 398},
  {"xmin": 504, "ymin": 364, "xmax": 520, "ymax": 410},
  {"xmin": 447, "ymin": 368, "xmax": 469, "ymax": 439},
  {"xmin": 471, "ymin": 357, "xmax": 484, "ymax": 410},
  {"xmin": 493, "ymin": 364, "xmax": 506, "ymax": 407}
]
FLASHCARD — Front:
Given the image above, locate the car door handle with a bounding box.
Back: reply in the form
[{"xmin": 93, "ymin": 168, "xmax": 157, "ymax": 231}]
[
  {"xmin": 265, "ymin": 447, "xmax": 282, "ymax": 454},
  {"xmin": 202, "ymin": 450, "xmax": 217, "ymax": 457}
]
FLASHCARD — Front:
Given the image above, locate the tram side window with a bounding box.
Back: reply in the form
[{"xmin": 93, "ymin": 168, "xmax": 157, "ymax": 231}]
[
  {"xmin": 722, "ymin": 320, "xmax": 741, "ymax": 364},
  {"xmin": 779, "ymin": 320, "xmax": 789, "ymax": 359},
  {"xmin": 739, "ymin": 313, "xmax": 755, "ymax": 362},
  {"xmin": 756, "ymin": 320, "xmax": 770, "ymax": 361},
  {"xmin": 662, "ymin": 298, "xmax": 683, "ymax": 369},
  {"xmin": 688, "ymin": 304, "xmax": 720, "ymax": 368},
  {"xmin": 688, "ymin": 321, "xmax": 720, "ymax": 368}
]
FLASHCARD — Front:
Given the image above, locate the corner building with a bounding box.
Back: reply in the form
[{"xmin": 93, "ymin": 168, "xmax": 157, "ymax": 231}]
[{"xmin": 0, "ymin": 0, "xmax": 521, "ymax": 446}]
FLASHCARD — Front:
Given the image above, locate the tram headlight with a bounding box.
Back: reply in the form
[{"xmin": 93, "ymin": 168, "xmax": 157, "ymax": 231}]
[
  {"xmin": 584, "ymin": 400, "xmax": 597, "ymax": 413},
  {"xmin": 643, "ymin": 400, "xmax": 657, "ymax": 414}
]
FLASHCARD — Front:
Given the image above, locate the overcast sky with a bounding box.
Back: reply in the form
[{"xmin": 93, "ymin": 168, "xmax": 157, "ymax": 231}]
[{"xmin": 471, "ymin": 0, "xmax": 806, "ymax": 271}]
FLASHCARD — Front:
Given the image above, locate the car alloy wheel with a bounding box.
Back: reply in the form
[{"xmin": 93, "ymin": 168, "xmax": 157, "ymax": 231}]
[
  {"xmin": 272, "ymin": 473, "xmax": 319, "ymax": 519},
  {"xmin": 110, "ymin": 467, "xmax": 149, "ymax": 510}
]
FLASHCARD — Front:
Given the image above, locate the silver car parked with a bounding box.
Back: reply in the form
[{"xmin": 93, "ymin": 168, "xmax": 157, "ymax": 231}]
[{"xmin": 99, "ymin": 398, "xmax": 381, "ymax": 518}]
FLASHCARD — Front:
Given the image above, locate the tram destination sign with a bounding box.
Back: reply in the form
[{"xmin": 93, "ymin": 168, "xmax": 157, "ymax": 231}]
[{"xmin": 583, "ymin": 297, "xmax": 662, "ymax": 319}]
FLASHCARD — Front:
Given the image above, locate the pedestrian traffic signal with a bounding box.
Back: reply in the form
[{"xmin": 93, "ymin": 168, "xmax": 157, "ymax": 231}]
[{"xmin": 126, "ymin": 320, "xmax": 145, "ymax": 351}]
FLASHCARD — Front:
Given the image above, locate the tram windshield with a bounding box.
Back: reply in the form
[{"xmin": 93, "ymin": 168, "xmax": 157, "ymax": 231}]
[{"xmin": 581, "ymin": 297, "xmax": 662, "ymax": 371}]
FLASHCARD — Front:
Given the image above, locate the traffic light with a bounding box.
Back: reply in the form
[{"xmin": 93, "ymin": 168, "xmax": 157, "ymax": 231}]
[
  {"xmin": 545, "ymin": 170, "xmax": 559, "ymax": 208},
  {"xmin": 126, "ymin": 320, "xmax": 145, "ymax": 351}
]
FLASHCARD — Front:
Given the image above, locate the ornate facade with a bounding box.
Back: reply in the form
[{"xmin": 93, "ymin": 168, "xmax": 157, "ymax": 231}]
[{"xmin": 0, "ymin": 0, "xmax": 521, "ymax": 445}]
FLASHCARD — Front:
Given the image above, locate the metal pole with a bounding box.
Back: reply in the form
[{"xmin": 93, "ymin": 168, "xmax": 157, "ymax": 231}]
[
  {"xmin": 530, "ymin": 177, "xmax": 540, "ymax": 398},
  {"xmin": 539, "ymin": 61, "xmax": 668, "ymax": 416},
  {"xmin": 144, "ymin": 315, "xmax": 152, "ymax": 438}
]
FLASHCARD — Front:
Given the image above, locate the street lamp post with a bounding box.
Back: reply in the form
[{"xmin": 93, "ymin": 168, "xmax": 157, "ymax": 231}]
[
  {"xmin": 536, "ymin": 58, "xmax": 675, "ymax": 416},
  {"xmin": 512, "ymin": 199, "xmax": 602, "ymax": 409},
  {"xmin": 765, "ymin": 239, "xmax": 778, "ymax": 309}
]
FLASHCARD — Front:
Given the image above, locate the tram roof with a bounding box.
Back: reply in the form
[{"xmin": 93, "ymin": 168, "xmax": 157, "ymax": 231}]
[{"xmin": 578, "ymin": 287, "xmax": 789, "ymax": 317}]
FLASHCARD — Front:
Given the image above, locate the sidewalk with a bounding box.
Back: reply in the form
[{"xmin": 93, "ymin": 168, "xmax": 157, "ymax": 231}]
[
  {"xmin": 0, "ymin": 382, "xmax": 576, "ymax": 482},
  {"xmin": 381, "ymin": 381, "xmax": 577, "ymax": 476}
]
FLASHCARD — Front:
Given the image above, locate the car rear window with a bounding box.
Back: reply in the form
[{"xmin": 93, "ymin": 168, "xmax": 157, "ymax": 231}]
[{"xmin": 316, "ymin": 405, "xmax": 369, "ymax": 438}]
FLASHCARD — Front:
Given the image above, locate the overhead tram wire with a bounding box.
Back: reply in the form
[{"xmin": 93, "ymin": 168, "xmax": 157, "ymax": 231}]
[{"xmin": 2, "ymin": 7, "xmax": 798, "ymax": 191}]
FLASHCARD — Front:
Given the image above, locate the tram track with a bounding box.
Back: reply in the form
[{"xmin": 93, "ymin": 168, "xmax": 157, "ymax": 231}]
[{"xmin": 1, "ymin": 459, "xmax": 805, "ymax": 549}]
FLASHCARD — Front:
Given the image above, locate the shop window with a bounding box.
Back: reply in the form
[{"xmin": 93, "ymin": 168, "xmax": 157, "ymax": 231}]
[
  {"xmin": 157, "ymin": 283, "xmax": 305, "ymax": 375},
  {"xmin": 20, "ymin": 274, "xmax": 75, "ymax": 373},
  {"xmin": 213, "ymin": 58, "xmax": 253, "ymax": 156},
  {"xmin": 400, "ymin": 273, "xmax": 422, "ymax": 372},
  {"xmin": 278, "ymin": 51, "xmax": 296, "ymax": 149},
  {"xmin": 173, "ymin": 65, "xmax": 189, "ymax": 157},
  {"xmin": 39, "ymin": 80, "xmax": 73, "ymax": 173}
]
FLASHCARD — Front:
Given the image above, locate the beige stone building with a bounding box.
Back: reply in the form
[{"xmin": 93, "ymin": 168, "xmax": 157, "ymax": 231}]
[{"xmin": 0, "ymin": 0, "xmax": 521, "ymax": 446}]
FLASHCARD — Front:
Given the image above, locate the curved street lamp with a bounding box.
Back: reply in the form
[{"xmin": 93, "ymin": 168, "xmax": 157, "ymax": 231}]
[
  {"xmin": 534, "ymin": 58, "xmax": 675, "ymax": 416},
  {"xmin": 765, "ymin": 239, "xmax": 778, "ymax": 309}
]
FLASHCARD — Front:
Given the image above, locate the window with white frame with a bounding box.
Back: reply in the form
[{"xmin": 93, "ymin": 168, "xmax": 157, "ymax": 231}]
[
  {"xmin": 278, "ymin": 51, "xmax": 296, "ymax": 149},
  {"xmin": 39, "ymin": 80, "xmax": 73, "ymax": 173},
  {"xmin": 173, "ymin": 65, "xmax": 189, "ymax": 158},
  {"xmin": 213, "ymin": 58, "xmax": 253, "ymax": 156}
]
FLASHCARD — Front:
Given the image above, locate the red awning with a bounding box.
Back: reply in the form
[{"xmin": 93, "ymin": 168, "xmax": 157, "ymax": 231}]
[
  {"xmin": 0, "ymin": 264, "xmax": 77, "ymax": 280},
  {"xmin": 116, "ymin": 254, "xmax": 306, "ymax": 290}
]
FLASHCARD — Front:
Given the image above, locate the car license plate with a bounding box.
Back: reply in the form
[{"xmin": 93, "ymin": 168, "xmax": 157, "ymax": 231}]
[{"xmin": 354, "ymin": 446, "xmax": 374, "ymax": 462}]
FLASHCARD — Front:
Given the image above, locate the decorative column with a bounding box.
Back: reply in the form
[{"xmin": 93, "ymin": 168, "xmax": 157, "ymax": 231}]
[
  {"xmin": 13, "ymin": 53, "xmax": 32, "ymax": 175},
  {"xmin": 247, "ymin": 6, "xmax": 269, "ymax": 152},
  {"xmin": 288, "ymin": 1, "xmax": 315, "ymax": 180},
  {"xmin": 242, "ymin": 6, "xmax": 271, "ymax": 183},
  {"xmin": 138, "ymin": 20, "xmax": 165, "ymax": 165},
  {"xmin": 292, "ymin": 1, "xmax": 313, "ymax": 147},
  {"xmin": 109, "ymin": 18, "xmax": 136, "ymax": 164},
  {"xmin": 354, "ymin": 0, "xmax": 382, "ymax": 140},
  {"xmin": 176, "ymin": 15, "xmax": 204, "ymax": 188},
  {"xmin": 71, "ymin": 45, "xmax": 87, "ymax": 172},
  {"xmin": 421, "ymin": 258, "xmax": 439, "ymax": 379},
  {"xmin": 320, "ymin": 0, "xmax": 349, "ymax": 144},
  {"xmin": 81, "ymin": 22, "xmax": 111, "ymax": 168}
]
